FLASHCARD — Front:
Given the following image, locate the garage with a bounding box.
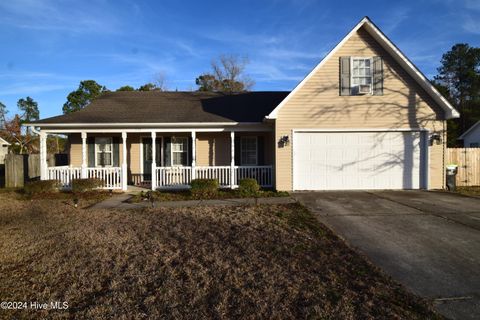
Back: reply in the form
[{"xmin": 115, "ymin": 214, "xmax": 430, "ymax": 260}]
[{"xmin": 293, "ymin": 131, "xmax": 427, "ymax": 190}]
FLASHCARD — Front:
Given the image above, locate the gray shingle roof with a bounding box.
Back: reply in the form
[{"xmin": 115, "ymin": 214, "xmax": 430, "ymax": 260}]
[{"xmin": 33, "ymin": 91, "xmax": 289, "ymax": 125}]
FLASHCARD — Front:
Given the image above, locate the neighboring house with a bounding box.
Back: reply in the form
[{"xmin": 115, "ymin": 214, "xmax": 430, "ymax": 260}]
[
  {"xmin": 28, "ymin": 17, "xmax": 459, "ymax": 191},
  {"xmin": 458, "ymin": 121, "xmax": 480, "ymax": 148},
  {"xmin": 0, "ymin": 137, "xmax": 10, "ymax": 164}
]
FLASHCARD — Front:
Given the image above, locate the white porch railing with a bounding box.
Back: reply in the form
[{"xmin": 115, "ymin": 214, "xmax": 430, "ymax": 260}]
[
  {"xmin": 48, "ymin": 165, "xmax": 273, "ymax": 190},
  {"xmin": 156, "ymin": 166, "xmax": 192, "ymax": 188},
  {"xmin": 47, "ymin": 166, "xmax": 82, "ymax": 188},
  {"xmin": 195, "ymin": 166, "xmax": 231, "ymax": 187},
  {"xmin": 47, "ymin": 166, "xmax": 122, "ymax": 190},
  {"xmin": 86, "ymin": 167, "xmax": 122, "ymax": 190},
  {"xmin": 154, "ymin": 165, "xmax": 273, "ymax": 189},
  {"xmin": 234, "ymin": 165, "xmax": 273, "ymax": 187}
]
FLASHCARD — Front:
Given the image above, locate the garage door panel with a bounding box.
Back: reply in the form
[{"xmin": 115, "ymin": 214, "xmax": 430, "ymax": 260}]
[{"xmin": 293, "ymin": 131, "xmax": 423, "ymax": 190}]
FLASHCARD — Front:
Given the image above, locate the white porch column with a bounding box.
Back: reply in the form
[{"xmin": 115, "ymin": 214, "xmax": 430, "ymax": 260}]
[
  {"xmin": 230, "ymin": 131, "xmax": 235, "ymax": 188},
  {"xmin": 81, "ymin": 132, "xmax": 87, "ymax": 178},
  {"xmin": 121, "ymin": 132, "xmax": 128, "ymax": 191},
  {"xmin": 191, "ymin": 131, "xmax": 196, "ymax": 180},
  {"xmin": 151, "ymin": 131, "xmax": 156, "ymax": 190},
  {"xmin": 40, "ymin": 131, "xmax": 47, "ymax": 180}
]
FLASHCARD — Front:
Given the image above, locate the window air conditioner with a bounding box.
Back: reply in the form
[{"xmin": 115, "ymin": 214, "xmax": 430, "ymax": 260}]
[{"xmin": 357, "ymin": 84, "xmax": 371, "ymax": 94}]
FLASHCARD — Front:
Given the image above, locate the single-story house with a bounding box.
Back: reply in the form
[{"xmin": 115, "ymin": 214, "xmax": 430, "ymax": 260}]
[
  {"xmin": 0, "ymin": 137, "xmax": 10, "ymax": 164},
  {"xmin": 458, "ymin": 121, "xmax": 480, "ymax": 148},
  {"xmin": 28, "ymin": 17, "xmax": 459, "ymax": 191}
]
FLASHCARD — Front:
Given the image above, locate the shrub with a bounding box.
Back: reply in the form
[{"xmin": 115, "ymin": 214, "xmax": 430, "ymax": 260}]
[
  {"xmin": 238, "ymin": 178, "xmax": 260, "ymax": 197},
  {"xmin": 24, "ymin": 180, "xmax": 59, "ymax": 195},
  {"xmin": 190, "ymin": 179, "xmax": 219, "ymax": 199},
  {"xmin": 71, "ymin": 178, "xmax": 103, "ymax": 193}
]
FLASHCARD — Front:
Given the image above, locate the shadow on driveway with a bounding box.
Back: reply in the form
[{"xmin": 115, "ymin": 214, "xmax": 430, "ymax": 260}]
[{"xmin": 294, "ymin": 190, "xmax": 480, "ymax": 320}]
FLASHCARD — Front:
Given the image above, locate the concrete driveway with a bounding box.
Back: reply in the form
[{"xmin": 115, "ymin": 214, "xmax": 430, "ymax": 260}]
[{"xmin": 293, "ymin": 190, "xmax": 480, "ymax": 320}]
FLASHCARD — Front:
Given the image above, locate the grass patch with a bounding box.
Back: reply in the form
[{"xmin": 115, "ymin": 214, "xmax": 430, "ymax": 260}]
[
  {"xmin": 0, "ymin": 193, "xmax": 442, "ymax": 319},
  {"xmin": 129, "ymin": 188, "xmax": 290, "ymax": 203},
  {"xmin": 454, "ymin": 186, "xmax": 480, "ymax": 197}
]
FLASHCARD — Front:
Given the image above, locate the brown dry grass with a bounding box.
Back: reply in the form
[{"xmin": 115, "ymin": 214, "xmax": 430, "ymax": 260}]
[
  {"xmin": 0, "ymin": 194, "xmax": 442, "ymax": 319},
  {"xmin": 128, "ymin": 189, "xmax": 290, "ymax": 203},
  {"xmin": 0, "ymin": 189, "xmax": 112, "ymax": 208},
  {"xmin": 455, "ymin": 186, "xmax": 480, "ymax": 197}
]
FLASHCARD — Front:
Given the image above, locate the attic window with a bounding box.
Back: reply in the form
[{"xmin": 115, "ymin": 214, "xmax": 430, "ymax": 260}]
[{"xmin": 351, "ymin": 57, "xmax": 372, "ymax": 90}]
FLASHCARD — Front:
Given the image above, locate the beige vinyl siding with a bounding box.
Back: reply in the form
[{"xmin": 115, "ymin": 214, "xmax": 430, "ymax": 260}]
[
  {"xmin": 69, "ymin": 133, "xmax": 82, "ymax": 166},
  {"xmin": 196, "ymin": 132, "xmax": 231, "ymax": 166},
  {"xmin": 127, "ymin": 133, "xmax": 141, "ymax": 184},
  {"xmin": 275, "ymin": 26, "xmax": 447, "ymax": 190}
]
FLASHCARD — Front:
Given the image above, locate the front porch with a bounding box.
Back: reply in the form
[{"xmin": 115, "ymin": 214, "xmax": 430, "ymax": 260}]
[
  {"xmin": 47, "ymin": 165, "xmax": 273, "ymax": 190},
  {"xmin": 39, "ymin": 127, "xmax": 274, "ymax": 191}
]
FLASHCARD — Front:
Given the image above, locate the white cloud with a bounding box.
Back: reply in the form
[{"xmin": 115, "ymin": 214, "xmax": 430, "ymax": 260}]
[
  {"xmin": 0, "ymin": 83, "xmax": 69, "ymax": 96},
  {"xmin": 379, "ymin": 7, "xmax": 410, "ymax": 34},
  {"xmin": 463, "ymin": 17, "xmax": 480, "ymax": 34},
  {"xmin": 465, "ymin": 0, "xmax": 480, "ymax": 10}
]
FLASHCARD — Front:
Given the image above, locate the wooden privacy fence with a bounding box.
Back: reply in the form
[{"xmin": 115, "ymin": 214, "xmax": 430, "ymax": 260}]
[
  {"xmin": 4, "ymin": 154, "xmax": 54, "ymax": 188},
  {"xmin": 447, "ymin": 148, "xmax": 480, "ymax": 187}
]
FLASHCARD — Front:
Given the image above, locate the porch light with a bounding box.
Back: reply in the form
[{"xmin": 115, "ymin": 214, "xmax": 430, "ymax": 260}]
[
  {"xmin": 429, "ymin": 133, "xmax": 441, "ymax": 146},
  {"xmin": 279, "ymin": 135, "xmax": 290, "ymax": 147}
]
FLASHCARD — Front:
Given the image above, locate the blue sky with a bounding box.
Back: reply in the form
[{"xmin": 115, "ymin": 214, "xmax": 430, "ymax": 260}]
[{"xmin": 0, "ymin": 0, "xmax": 479, "ymax": 119}]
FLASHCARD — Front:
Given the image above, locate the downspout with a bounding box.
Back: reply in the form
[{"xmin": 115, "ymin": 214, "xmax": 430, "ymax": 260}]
[
  {"xmin": 443, "ymin": 120, "xmax": 446, "ymax": 189},
  {"xmin": 30, "ymin": 125, "xmax": 41, "ymax": 136}
]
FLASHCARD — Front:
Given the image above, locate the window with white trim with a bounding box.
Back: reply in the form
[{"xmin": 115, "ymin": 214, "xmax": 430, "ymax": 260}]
[
  {"xmin": 95, "ymin": 137, "xmax": 113, "ymax": 167},
  {"xmin": 351, "ymin": 57, "xmax": 372, "ymax": 87},
  {"xmin": 171, "ymin": 137, "xmax": 188, "ymax": 166},
  {"xmin": 241, "ymin": 136, "xmax": 257, "ymax": 165}
]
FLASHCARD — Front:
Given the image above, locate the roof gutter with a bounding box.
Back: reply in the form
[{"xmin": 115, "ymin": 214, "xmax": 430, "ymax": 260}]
[{"xmin": 24, "ymin": 122, "xmax": 265, "ymax": 128}]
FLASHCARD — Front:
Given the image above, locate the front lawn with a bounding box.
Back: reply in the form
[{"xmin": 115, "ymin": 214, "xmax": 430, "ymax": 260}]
[
  {"xmin": 0, "ymin": 188, "xmax": 112, "ymax": 207},
  {"xmin": 129, "ymin": 188, "xmax": 289, "ymax": 203},
  {"xmin": 0, "ymin": 194, "xmax": 441, "ymax": 319}
]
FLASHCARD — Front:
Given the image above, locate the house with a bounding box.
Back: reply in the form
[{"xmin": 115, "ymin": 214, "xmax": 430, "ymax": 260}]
[
  {"xmin": 458, "ymin": 121, "xmax": 480, "ymax": 147},
  {"xmin": 28, "ymin": 17, "xmax": 459, "ymax": 191},
  {"xmin": 0, "ymin": 137, "xmax": 10, "ymax": 164}
]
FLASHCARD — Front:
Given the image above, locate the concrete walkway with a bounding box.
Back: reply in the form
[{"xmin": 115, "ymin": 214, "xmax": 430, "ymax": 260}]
[{"xmin": 90, "ymin": 193, "xmax": 295, "ymax": 210}]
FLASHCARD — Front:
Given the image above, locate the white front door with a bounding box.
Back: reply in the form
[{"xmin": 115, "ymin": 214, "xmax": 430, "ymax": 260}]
[{"xmin": 293, "ymin": 131, "xmax": 424, "ymax": 190}]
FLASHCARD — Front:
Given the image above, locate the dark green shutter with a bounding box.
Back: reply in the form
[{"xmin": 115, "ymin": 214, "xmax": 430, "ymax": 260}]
[
  {"xmin": 340, "ymin": 57, "xmax": 351, "ymax": 96},
  {"xmin": 155, "ymin": 138, "xmax": 161, "ymax": 166},
  {"xmin": 188, "ymin": 137, "xmax": 193, "ymax": 166},
  {"xmin": 234, "ymin": 136, "xmax": 241, "ymax": 165},
  {"xmin": 112, "ymin": 137, "xmax": 120, "ymax": 167},
  {"xmin": 372, "ymin": 56, "xmax": 383, "ymax": 96},
  {"xmin": 164, "ymin": 137, "xmax": 171, "ymax": 166},
  {"xmin": 257, "ymin": 136, "xmax": 264, "ymax": 165},
  {"xmin": 88, "ymin": 137, "xmax": 95, "ymax": 167}
]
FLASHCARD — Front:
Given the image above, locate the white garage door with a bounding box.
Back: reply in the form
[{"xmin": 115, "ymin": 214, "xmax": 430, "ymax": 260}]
[{"xmin": 293, "ymin": 131, "xmax": 425, "ymax": 190}]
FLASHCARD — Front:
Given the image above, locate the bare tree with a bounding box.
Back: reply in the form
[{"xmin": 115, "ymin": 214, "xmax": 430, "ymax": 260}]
[
  {"xmin": 154, "ymin": 72, "xmax": 168, "ymax": 91},
  {"xmin": 196, "ymin": 54, "xmax": 254, "ymax": 92}
]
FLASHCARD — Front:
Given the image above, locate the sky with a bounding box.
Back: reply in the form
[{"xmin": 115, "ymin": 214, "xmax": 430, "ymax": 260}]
[{"xmin": 0, "ymin": 0, "xmax": 479, "ymax": 119}]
